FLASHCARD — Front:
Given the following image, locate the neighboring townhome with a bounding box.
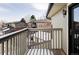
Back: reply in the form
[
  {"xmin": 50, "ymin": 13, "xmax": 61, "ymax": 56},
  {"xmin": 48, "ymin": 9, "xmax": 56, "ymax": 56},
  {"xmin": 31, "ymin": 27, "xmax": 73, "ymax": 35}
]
[
  {"xmin": 28, "ymin": 19, "xmax": 52, "ymax": 29},
  {"xmin": 6, "ymin": 20, "xmax": 27, "ymax": 32}
]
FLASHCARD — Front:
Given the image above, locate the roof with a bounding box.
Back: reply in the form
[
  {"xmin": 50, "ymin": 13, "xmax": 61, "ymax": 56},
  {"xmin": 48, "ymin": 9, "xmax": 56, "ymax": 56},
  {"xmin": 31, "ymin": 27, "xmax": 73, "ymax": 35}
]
[
  {"xmin": 6, "ymin": 21, "xmax": 20, "ymax": 24},
  {"xmin": 46, "ymin": 3, "xmax": 67, "ymax": 18},
  {"xmin": 46, "ymin": 3, "xmax": 53, "ymax": 19}
]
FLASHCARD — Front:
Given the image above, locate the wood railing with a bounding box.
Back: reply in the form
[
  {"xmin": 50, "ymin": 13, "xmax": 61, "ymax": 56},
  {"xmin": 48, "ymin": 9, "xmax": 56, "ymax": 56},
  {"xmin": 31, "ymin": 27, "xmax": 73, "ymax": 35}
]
[
  {"xmin": 28, "ymin": 28, "xmax": 52, "ymax": 49},
  {"xmin": 0, "ymin": 28, "xmax": 28, "ymax": 55},
  {"xmin": 51, "ymin": 28, "xmax": 63, "ymax": 49},
  {"xmin": 0, "ymin": 28, "xmax": 63, "ymax": 55},
  {"xmin": 27, "ymin": 28, "xmax": 63, "ymax": 49}
]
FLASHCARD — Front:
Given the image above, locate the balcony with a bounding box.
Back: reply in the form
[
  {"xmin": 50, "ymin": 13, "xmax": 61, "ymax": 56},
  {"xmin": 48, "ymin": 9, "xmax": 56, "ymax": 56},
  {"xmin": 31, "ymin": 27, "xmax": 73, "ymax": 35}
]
[{"xmin": 0, "ymin": 28, "xmax": 64, "ymax": 55}]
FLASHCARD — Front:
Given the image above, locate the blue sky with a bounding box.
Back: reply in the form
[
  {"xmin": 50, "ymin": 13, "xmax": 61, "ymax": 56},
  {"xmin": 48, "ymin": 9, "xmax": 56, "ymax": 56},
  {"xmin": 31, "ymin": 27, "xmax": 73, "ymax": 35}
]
[
  {"xmin": 0, "ymin": 3, "xmax": 49, "ymax": 23},
  {"xmin": 74, "ymin": 7, "xmax": 79, "ymax": 22}
]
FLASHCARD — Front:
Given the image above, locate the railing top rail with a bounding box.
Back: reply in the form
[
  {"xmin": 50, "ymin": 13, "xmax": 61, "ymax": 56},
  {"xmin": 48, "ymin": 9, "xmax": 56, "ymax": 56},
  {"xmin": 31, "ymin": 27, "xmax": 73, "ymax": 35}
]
[
  {"xmin": 28, "ymin": 28, "xmax": 63, "ymax": 30},
  {"xmin": 0, "ymin": 28, "xmax": 27, "ymax": 40},
  {"xmin": 53, "ymin": 28, "xmax": 63, "ymax": 30},
  {"xmin": 0, "ymin": 28, "xmax": 62, "ymax": 41}
]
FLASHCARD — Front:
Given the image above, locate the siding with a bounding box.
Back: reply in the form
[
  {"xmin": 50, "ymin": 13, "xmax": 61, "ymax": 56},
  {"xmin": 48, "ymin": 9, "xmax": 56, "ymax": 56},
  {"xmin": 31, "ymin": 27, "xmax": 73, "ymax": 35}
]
[{"xmin": 51, "ymin": 6, "xmax": 68, "ymax": 54}]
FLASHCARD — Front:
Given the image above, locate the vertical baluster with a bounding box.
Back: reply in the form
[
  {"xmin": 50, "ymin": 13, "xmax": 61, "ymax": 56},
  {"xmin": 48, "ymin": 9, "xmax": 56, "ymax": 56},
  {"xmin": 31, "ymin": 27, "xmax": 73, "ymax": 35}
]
[
  {"xmin": 8, "ymin": 39, "xmax": 10, "ymax": 55},
  {"xmin": 58, "ymin": 30, "xmax": 60, "ymax": 49},
  {"xmin": 18, "ymin": 34, "xmax": 20, "ymax": 55},
  {"xmin": 54, "ymin": 30, "xmax": 56, "ymax": 49},
  {"xmin": 26, "ymin": 31, "xmax": 29, "ymax": 54},
  {"xmin": 59, "ymin": 30, "xmax": 61, "ymax": 49},
  {"xmin": 55, "ymin": 30, "xmax": 57, "ymax": 49},
  {"xmin": 4, "ymin": 41, "xmax": 6, "ymax": 55},
  {"xmin": 33, "ymin": 31, "xmax": 35, "ymax": 55},
  {"xmin": 12, "ymin": 37, "xmax": 13, "ymax": 55},
  {"xmin": 61, "ymin": 30, "xmax": 63, "ymax": 47},
  {"xmin": 21, "ymin": 33, "xmax": 22, "ymax": 54},
  {"xmin": 38, "ymin": 30, "xmax": 39, "ymax": 50},
  {"xmin": 25, "ymin": 31, "xmax": 27, "ymax": 54},
  {"xmin": 24, "ymin": 32, "xmax": 25, "ymax": 54},
  {"xmin": 22, "ymin": 32, "xmax": 24, "ymax": 54},
  {"xmin": 50, "ymin": 30, "xmax": 52, "ymax": 55},
  {"xmin": 35, "ymin": 31, "xmax": 37, "ymax": 49},
  {"xmin": 14, "ymin": 36, "xmax": 16, "ymax": 55},
  {"xmin": 16, "ymin": 35, "xmax": 17, "ymax": 55},
  {"xmin": 20, "ymin": 33, "xmax": 22, "ymax": 54},
  {"xmin": 19, "ymin": 33, "xmax": 21, "ymax": 55},
  {"xmin": 57, "ymin": 30, "xmax": 58, "ymax": 49},
  {"xmin": 16, "ymin": 35, "xmax": 18, "ymax": 55},
  {"xmin": 20, "ymin": 33, "xmax": 22, "ymax": 55},
  {"xmin": 47, "ymin": 30, "xmax": 48, "ymax": 50},
  {"xmin": 10, "ymin": 38, "xmax": 12, "ymax": 55},
  {"xmin": 23, "ymin": 32, "xmax": 25, "ymax": 54},
  {"xmin": 29, "ymin": 31, "xmax": 31, "ymax": 49},
  {"xmin": 47, "ymin": 30, "xmax": 51, "ymax": 54},
  {"xmin": 36, "ymin": 30, "xmax": 39, "ymax": 55},
  {"xmin": 1, "ymin": 42, "xmax": 4, "ymax": 55},
  {"xmin": 42, "ymin": 30, "xmax": 44, "ymax": 54},
  {"xmin": 28, "ymin": 31, "xmax": 30, "ymax": 49},
  {"xmin": 0, "ymin": 43, "xmax": 1, "ymax": 55},
  {"xmin": 30, "ymin": 31, "xmax": 31, "ymax": 49},
  {"xmin": 17, "ymin": 34, "xmax": 19, "ymax": 55},
  {"xmin": 46, "ymin": 30, "xmax": 48, "ymax": 55},
  {"xmin": 33, "ymin": 31, "xmax": 34, "ymax": 49},
  {"xmin": 30, "ymin": 31, "xmax": 33, "ymax": 49},
  {"xmin": 22, "ymin": 32, "xmax": 25, "ymax": 54},
  {"xmin": 21, "ymin": 32, "xmax": 23, "ymax": 54},
  {"xmin": 40, "ymin": 30, "xmax": 41, "ymax": 55},
  {"xmin": 29, "ymin": 31, "xmax": 32, "ymax": 55},
  {"xmin": 49, "ymin": 30, "xmax": 51, "ymax": 49},
  {"xmin": 43, "ymin": 30, "xmax": 45, "ymax": 55},
  {"xmin": 6, "ymin": 40, "xmax": 8, "ymax": 55},
  {"xmin": 48, "ymin": 30, "xmax": 49, "ymax": 49},
  {"xmin": 13, "ymin": 37, "xmax": 15, "ymax": 55},
  {"xmin": 21, "ymin": 33, "xmax": 23, "ymax": 54},
  {"xmin": 53, "ymin": 30, "xmax": 54, "ymax": 49}
]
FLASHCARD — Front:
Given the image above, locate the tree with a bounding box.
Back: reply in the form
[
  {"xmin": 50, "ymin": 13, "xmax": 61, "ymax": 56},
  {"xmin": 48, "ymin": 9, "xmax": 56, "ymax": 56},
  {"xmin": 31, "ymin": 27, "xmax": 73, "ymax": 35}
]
[
  {"xmin": 20, "ymin": 18, "xmax": 28, "ymax": 28},
  {"xmin": 20, "ymin": 18, "xmax": 26, "ymax": 23},
  {"xmin": 30, "ymin": 15, "xmax": 37, "ymax": 28},
  {"xmin": 30, "ymin": 15, "xmax": 36, "ymax": 22}
]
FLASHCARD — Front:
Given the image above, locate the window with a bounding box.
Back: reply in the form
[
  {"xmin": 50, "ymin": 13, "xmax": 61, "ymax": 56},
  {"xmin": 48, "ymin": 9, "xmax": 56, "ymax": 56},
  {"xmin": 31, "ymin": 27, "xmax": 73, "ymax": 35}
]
[{"xmin": 74, "ymin": 7, "xmax": 79, "ymax": 22}]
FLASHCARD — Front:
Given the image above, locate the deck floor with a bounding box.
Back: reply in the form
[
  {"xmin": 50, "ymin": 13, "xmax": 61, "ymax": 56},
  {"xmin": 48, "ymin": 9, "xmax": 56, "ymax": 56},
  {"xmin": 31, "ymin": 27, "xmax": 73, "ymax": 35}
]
[{"xmin": 26, "ymin": 49, "xmax": 53, "ymax": 55}]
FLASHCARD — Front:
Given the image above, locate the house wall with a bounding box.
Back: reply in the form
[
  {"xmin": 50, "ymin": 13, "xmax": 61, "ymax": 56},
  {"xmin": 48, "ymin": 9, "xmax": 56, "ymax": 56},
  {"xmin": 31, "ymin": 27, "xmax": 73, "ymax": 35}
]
[
  {"xmin": 37, "ymin": 22, "xmax": 52, "ymax": 28},
  {"xmin": 28, "ymin": 22, "xmax": 52, "ymax": 28},
  {"xmin": 51, "ymin": 6, "xmax": 68, "ymax": 54}
]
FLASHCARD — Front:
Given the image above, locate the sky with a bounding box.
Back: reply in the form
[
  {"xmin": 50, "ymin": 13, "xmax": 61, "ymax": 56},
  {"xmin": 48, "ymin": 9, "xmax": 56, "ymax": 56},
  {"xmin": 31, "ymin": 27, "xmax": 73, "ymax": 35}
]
[
  {"xmin": 74, "ymin": 7, "xmax": 79, "ymax": 22},
  {"xmin": 0, "ymin": 3, "xmax": 49, "ymax": 23}
]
